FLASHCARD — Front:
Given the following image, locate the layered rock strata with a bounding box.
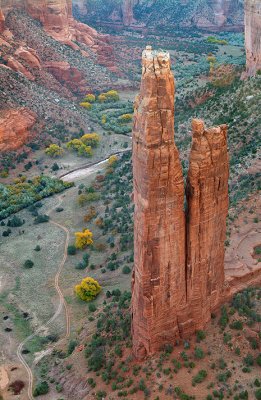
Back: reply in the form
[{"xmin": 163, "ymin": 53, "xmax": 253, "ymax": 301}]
[
  {"xmin": 245, "ymin": 0, "xmax": 261, "ymax": 76},
  {"xmin": 185, "ymin": 119, "xmax": 229, "ymax": 333},
  {"xmin": 132, "ymin": 46, "xmax": 186, "ymax": 360},
  {"xmin": 0, "ymin": 108, "xmax": 37, "ymax": 152},
  {"xmin": 25, "ymin": 0, "xmax": 114, "ymax": 64}
]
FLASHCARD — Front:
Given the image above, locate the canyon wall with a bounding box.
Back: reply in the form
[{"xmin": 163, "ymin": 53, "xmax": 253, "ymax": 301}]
[
  {"xmin": 79, "ymin": 0, "xmax": 243, "ymax": 31},
  {"xmin": 132, "ymin": 47, "xmax": 186, "ymax": 360},
  {"xmin": 245, "ymin": 0, "xmax": 261, "ymax": 76},
  {"xmin": 132, "ymin": 47, "xmax": 230, "ymax": 358}
]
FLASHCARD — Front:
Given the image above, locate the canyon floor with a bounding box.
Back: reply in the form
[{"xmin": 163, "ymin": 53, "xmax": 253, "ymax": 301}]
[{"xmin": 0, "ymin": 15, "xmax": 260, "ymax": 400}]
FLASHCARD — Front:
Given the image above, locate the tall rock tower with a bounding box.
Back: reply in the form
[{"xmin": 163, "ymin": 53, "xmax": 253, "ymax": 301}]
[
  {"xmin": 245, "ymin": 0, "xmax": 261, "ymax": 76},
  {"xmin": 132, "ymin": 48, "xmax": 230, "ymax": 359},
  {"xmin": 186, "ymin": 120, "xmax": 229, "ymax": 331},
  {"xmin": 132, "ymin": 46, "xmax": 186, "ymax": 360}
]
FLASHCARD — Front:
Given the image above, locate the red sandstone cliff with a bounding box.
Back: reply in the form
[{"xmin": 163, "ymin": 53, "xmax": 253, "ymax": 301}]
[
  {"xmin": 25, "ymin": 0, "xmax": 115, "ymax": 66},
  {"xmin": 0, "ymin": 108, "xmax": 37, "ymax": 152},
  {"xmin": 185, "ymin": 119, "xmax": 229, "ymax": 334},
  {"xmin": 132, "ymin": 48, "xmax": 231, "ymax": 359},
  {"xmin": 0, "ymin": 8, "xmax": 5, "ymax": 33},
  {"xmin": 132, "ymin": 46, "xmax": 186, "ymax": 360},
  {"xmin": 121, "ymin": 0, "xmax": 138, "ymax": 26},
  {"xmin": 245, "ymin": 0, "xmax": 261, "ymax": 76}
]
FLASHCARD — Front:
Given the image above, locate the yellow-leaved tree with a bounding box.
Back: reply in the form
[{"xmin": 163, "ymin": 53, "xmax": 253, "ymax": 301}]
[
  {"xmin": 84, "ymin": 94, "xmax": 96, "ymax": 103},
  {"xmin": 108, "ymin": 155, "xmax": 118, "ymax": 166},
  {"xmin": 75, "ymin": 277, "xmax": 101, "ymax": 302},
  {"xmin": 75, "ymin": 229, "xmax": 93, "ymax": 249},
  {"xmin": 45, "ymin": 144, "xmax": 64, "ymax": 158},
  {"xmin": 79, "ymin": 101, "xmax": 92, "ymax": 110},
  {"xmin": 81, "ymin": 133, "xmax": 100, "ymax": 148}
]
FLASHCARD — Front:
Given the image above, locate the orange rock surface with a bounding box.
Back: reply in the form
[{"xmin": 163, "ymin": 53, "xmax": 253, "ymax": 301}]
[
  {"xmin": 245, "ymin": 0, "xmax": 261, "ymax": 76},
  {"xmin": 6, "ymin": 57, "xmax": 35, "ymax": 80},
  {"xmin": 0, "ymin": 108, "xmax": 37, "ymax": 152},
  {"xmin": 185, "ymin": 119, "xmax": 229, "ymax": 334},
  {"xmin": 132, "ymin": 47, "xmax": 261, "ymax": 359},
  {"xmin": 25, "ymin": 0, "xmax": 113, "ymax": 59},
  {"xmin": 14, "ymin": 46, "xmax": 41, "ymax": 69},
  {"xmin": 0, "ymin": 8, "xmax": 5, "ymax": 33},
  {"xmin": 132, "ymin": 48, "xmax": 231, "ymax": 358},
  {"xmin": 43, "ymin": 61, "xmax": 89, "ymax": 94},
  {"xmin": 132, "ymin": 46, "xmax": 186, "ymax": 360}
]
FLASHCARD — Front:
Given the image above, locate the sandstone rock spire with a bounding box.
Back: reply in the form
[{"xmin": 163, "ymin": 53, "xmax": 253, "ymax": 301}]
[
  {"xmin": 0, "ymin": 8, "xmax": 5, "ymax": 33},
  {"xmin": 185, "ymin": 120, "xmax": 229, "ymax": 331},
  {"xmin": 245, "ymin": 0, "xmax": 261, "ymax": 76},
  {"xmin": 132, "ymin": 46, "xmax": 186, "ymax": 360}
]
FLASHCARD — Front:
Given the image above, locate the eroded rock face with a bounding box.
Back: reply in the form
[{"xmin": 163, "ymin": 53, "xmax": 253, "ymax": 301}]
[
  {"xmin": 245, "ymin": 0, "xmax": 261, "ymax": 76},
  {"xmin": 14, "ymin": 46, "xmax": 41, "ymax": 69},
  {"xmin": 0, "ymin": 108, "xmax": 37, "ymax": 152},
  {"xmin": 132, "ymin": 47, "xmax": 186, "ymax": 360},
  {"xmin": 0, "ymin": 8, "xmax": 5, "ymax": 33},
  {"xmin": 43, "ymin": 61, "xmax": 89, "ymax": 94},
  {"xmin": 132, "ymin": 48, "xmax": 231, "ymax": 359},
  {"xmin": 185, "ymin": 119, "xmax": 229, "ymax": 334},
  {"xmin": 121, "ymin": 0, "xmax": 138, "ymax": 26},
  {"xmin": 25, "ymin": 0, "xmax": 107, "ymax": 49},
  {"xmin": 6, "ymin": 56, "xmax": 35, "ymax": 80}
]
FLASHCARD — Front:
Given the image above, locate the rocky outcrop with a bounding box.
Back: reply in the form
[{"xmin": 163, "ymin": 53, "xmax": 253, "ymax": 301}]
[
  {"xmin": 132, "ymin": 48, "xmax": 230, "ymax": 358},
  {"xmin": 43, "ymin": 61, "xmax": 89, "ymax": 94},
  {"xmin": 121, "ymin": 0, "xmax": 138, "ymax": 26},
  {"xmin": 0, "ymin": 108, "xmax": 37, "ymax": 152},
  {"xmin": 14, "ymin": 46, "xmax": 41, "ymax": 69},
  {"xmin": 245, "ymin": 0, "xmax": 261, "ymax": 76},
  {"xmin": 6, "ymin": 56, "xmax": 35, "ymax": 80},
  {"xmin": 0, "ymin": 8, "xmax": 5, "ymax": 33},
  {"xmin": 25, "ymin": 0, "xmax": 111, "ymax": 52},
  {"xmin": 132, "ymin": 46, "xmax": 186, "ymax": 360},
  {"xmin": 185, "ymin": 119, "xmax": 229, "ymax": 333}
]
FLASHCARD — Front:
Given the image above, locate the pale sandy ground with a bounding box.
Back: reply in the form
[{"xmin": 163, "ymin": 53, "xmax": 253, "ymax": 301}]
[
  {"xmin": 0, "ymin": 367, "xmax": 9, "ymax": 391},
  {"xmin": 225, "ymin": 195, "xmax": 261, "ymax": 279}
]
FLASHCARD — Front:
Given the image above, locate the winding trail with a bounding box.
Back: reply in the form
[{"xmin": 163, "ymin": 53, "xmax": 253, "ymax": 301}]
[
  {"xmin": 16, "ymin": 150, "xmax": 131, "ymax": 398},
  {"xmin": 16, "ymin": 196, "xmax": 71, "ymax": 400}
]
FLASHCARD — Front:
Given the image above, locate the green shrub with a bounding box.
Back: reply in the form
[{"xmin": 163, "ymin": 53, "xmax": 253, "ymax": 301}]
[
  {"xmin": 194, "ymin": 347, "xmax": 205, "ymax": 359},
  {"xmin": 67, "ymin": 340, "xmax": 78, "ymax": 355},
  {"xmin": 196, "ymin": 330, "xmax": 206, "ymax": 342},
  {"xmin": 230, "ymin": 320, "xmax": 243, "ymax": 330},
  {"xmin": 67, "ymin": 245, "xmax": 77, "ymax": 255},
  {"xmin": 255, "ymin": 389, "xmax": 261, "ymax": 400},
  {"xmin": 88, "ymin": 303, "xmax": 97, "ymax": 313},
  {"xmin": 33, "ymin": 381, "xmax": 49, "ymax": 396},
  {"xmin": 122, "ymin": 265, "xmax": 131, "ymax": 274},
  {"xmin": 34, "ymin": 214, "xmax": 49, "ymax": 224},
  {"xmin": 192, "ymin": 369, "xmax": 207, "ymax": 385},
  {"xmin": 243, "ymin": 353, "xmax": 254, "ymax": 366},
  {"xmin": 24, "ymin": 259, "xmax": 34, "ymax": 269}
]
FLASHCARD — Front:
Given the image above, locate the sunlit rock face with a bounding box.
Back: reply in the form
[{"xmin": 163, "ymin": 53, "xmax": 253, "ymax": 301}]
[
  {"xmin": 132, "ymin": 47, "xmax": 186, "ymax": 360},
  {"xmin": 132, "ymin": 47, "xmax": 230, "ymax": 360},
  {"xmin": 185, "ymin": 120, "xmax": 229, "ymax": 332},
  {"xmin": 0, "ymin": 108, "xmax": 37, "ymax": 152},
  {"xmin": 245, "ymin": 0, "xmax": 261, "ymax": 76}
]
